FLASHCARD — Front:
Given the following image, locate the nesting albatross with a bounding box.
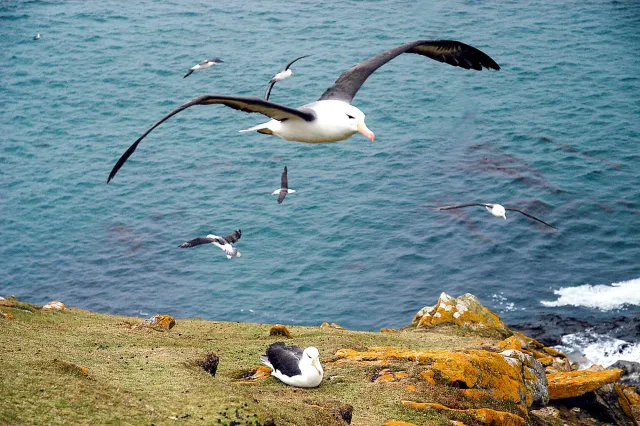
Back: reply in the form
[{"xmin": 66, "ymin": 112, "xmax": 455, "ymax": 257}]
[
  {"xmin": 434, "ymin": 203, "xmax": 556, "ymax": 229},
  {"xmin": 264, "ymin": 55, "xmax": 311, "ymax": 101},
  {"xmin": 107, "ymin": 40, "xmax": 499, "ymax": 183},
  {"xmin": 260, "ymin": 342, "xmax": 323, "ymax": 388},
  {"xmin": 178, "ymin": 229, "xmax": 242, "ymax": 258}
]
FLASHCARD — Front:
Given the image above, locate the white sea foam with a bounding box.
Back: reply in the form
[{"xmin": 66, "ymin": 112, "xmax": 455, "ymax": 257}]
[
  {"xmin": 541, "ymin": 277, "xmax": 640, "ymax": 311},
  {"xmin": 555, "ymin": 331, "xmax": 640, "ymax": 368}
]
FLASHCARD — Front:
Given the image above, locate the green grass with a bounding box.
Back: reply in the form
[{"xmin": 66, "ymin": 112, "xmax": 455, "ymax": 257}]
[{"xmin": 0, "ymin": 300, "xmax": 498, "ymax": 426}]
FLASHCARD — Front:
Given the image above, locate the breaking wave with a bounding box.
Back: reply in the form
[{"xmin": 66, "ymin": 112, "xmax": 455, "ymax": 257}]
[{"xmin": 541, "ymin": 277, "xmax": 640, "ymax": 311}]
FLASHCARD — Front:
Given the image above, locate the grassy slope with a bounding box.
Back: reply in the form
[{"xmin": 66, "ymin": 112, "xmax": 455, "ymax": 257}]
[{"xmin": 0, "ymin": 301, "xmax": 500, "ymax": 426}]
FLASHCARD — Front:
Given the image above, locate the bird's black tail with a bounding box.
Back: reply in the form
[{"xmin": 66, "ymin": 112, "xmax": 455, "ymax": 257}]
[{"xmin": 183, "ymin": 70, "xmax": 193, "ymax": 78}]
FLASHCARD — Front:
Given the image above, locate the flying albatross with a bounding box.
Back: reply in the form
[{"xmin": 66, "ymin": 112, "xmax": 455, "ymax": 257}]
[
  {"xmin": 178, "ymin": 229, "xmax": 242, "ymax": 258},
  {"xmin": 107, "ymin": 40, "xmax": 499, "ymax": 183},
  {"xmin": 264, "ymin": 55, "xmax": 311, "ymax": 101},
  {"xmin": 260, "ymin": 342, "xmax": 323, "ymax": 388},
  {"xmin": 183, "ymin": 58, "xmax": 224, "ymax": 78},
  {"xmin": 434, "ymin": 203, "xmax": 557, "ymax": 229},
  {"xmin": 272, "ymin": 166, "xmax": 295, "ymax": 204}
]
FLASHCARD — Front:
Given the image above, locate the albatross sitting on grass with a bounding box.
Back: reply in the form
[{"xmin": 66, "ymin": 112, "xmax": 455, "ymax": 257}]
[
  {"xmin": 260, "ymin": 342, "xmax": 323, "ymax": 388},
  {"xmin": 178, "ymin": 229, "xmax": 242, "ymax": 258},
  {"xmin": 434, "ymin": 203, "xmax": 556, "ymax": 229},
  {"xmin": 107, "ymin": 39, "xmax": 499, "ymax": 183}
]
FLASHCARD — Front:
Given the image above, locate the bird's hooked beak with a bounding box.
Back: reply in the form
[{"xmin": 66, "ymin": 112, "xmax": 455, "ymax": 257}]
[
  {"xmin": 312, "ymin": 358, "xmax": 322, "ymax": 375},
  {"xmin": 503, "ymin": 214, "xmax": 507, "ymax": 220},
  {"xmin": 357, "ymin": 120, "xmax": 375, "ymax": 142}
]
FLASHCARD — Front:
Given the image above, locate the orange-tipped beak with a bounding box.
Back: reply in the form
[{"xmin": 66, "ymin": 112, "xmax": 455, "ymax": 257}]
[{"xmin": 357, "ymin": 121, "xmax": 375, "ymax": 142}]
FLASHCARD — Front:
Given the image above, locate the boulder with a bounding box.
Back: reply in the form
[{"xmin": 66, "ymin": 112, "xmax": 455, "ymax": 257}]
[
  {"xmin": 412, "ymin": 293, "xmax": 509, "ymax": 335},
  {"xmin": 615, "ymin": 383, "xmax": 640, "ymax": 425},
  {"xmin": 497, "ymin": 332, "xmax": 569, "ymax": 373},
  {"xmin": 401, "ymin": 401, "xmax": 525, "ymax": 426},
  {"xmin": 321, "ymin": 322, "xmax": 344, "ymax": 329},
  {"xmin": 42, "ymin": 300, "xmax": 65, "ymax": 311},
  {"xmin": 133, "ymin": 314, "xmax": 176, "ymax": 330},
  {"xmin": 611, "ymin": 361, "xmax": 640, "ymax": 391},
  {"xmin": 547, "ymin": 368, "xmax": 624, "ymax": 399}
]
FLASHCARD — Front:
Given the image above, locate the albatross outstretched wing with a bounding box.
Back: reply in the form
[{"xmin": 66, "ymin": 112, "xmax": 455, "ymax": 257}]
[
  {"xmin": 221, "ymin": 229, "xmax": 242, "ymax": 244},
  {"xmin": 319, "ymin": 40, "xmax": 500, "ymax": 103},
  {"xmin": 107, "ymin": 95, "xmax": 316, "ymax": 183},
  {"xmin": 178, "ymin": 237, "xmax": 214, "ymax": 248},
  {"xmin": 433, "ymin": 202, "xmax": 492, "ymax": 211},
  {"xmin": 505, "ymin": 208, "xmax": 557, "ymax": 229}
]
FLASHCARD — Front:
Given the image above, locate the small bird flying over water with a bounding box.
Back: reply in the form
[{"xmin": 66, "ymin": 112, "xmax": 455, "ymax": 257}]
[
  {"xmin": 260, "ymin": 342, "xmax": 323, "ymax": 388},
  {"xmin": 434, "ymin": 203, "xmax": 556, "ymax": 229},
  {"xmin": 108, "ymin": 39, "xmax": 499, "ymax": 183},
  {"xmin": 271, "ymin": 166, "xmax": 295, "ymax": 204},
  {"xmin": 183, "ymin": 58, "xmax": 224, "ymax": 78},
  {"xmin": 33, "ymin": 33, "xmax": 40, "ymax": 40},
  {"xmin": 264, "ymin": 55, "xmax": 311, "ymax": 101},
  {"xmin": 178, "ymin": 229, "xmax": 242, "ymax": 258}
]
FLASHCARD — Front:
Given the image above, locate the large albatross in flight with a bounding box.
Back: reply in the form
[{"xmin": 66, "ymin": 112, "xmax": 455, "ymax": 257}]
[
  {"xmin": 107, "ymin": 40, "xmax": 499, "ymax": 183},
  {"xmin": 178, "ymin": 229, "xmax": 242, "ymax": 258},
  {"xmin": 434, "ymin": 203, "xmax": 557, "ymax": 229}
]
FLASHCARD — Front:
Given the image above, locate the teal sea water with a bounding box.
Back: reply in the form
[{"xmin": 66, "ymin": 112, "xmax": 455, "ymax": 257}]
[{"xmin": 2, "ymin": 1, "xmax": 639, "ymax": 356}]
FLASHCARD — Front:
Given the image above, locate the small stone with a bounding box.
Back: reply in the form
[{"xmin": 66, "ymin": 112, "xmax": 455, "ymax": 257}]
[
  {"xmin": 269, "ymin": 324, "xmax": 293, "ymax": 339},
  {"xmin": 321, "ymin": 322, "xmax": 344, "ymax": 329},
  {"xmin": 530, "ymin": 406, "xmax": 560, "ymax": 418},
  {"xmin": 134, "ymin": 314, "xmax": 176, "ymax": 330}
]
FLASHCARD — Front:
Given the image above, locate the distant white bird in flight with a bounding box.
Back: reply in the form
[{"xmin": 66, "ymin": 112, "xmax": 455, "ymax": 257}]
[
  {"xmin": 434, "ymin": 203, "xmax": 557, "ymax": 229},
  {"xmin": 183, "ymin": 58, "xmax": 224, "ymax": 78},
  {"xmin": 33, "ymin": 33, "xmax": 40, "ymax": 40},
  {"xmin": 271, "ymin": 166, "xmax": 296, "ymax": 204},
  {"xmin": 108, "ymin": 39, "xmax": 499, "ymax": 183},
  {"xmin": 178, "ymin": 229, "xmax": 242, "ymax": 258},
  {"xmin": 264, "ymin": 55, "xmax": 311, "ymax": 101}
]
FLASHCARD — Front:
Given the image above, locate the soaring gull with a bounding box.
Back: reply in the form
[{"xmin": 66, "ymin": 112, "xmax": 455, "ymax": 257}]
[
  {"xmin": 183, "ymin": 58, "xmax": 224, "ymax": 78},
  {"xmin": 178, "ymin": 229, "xmax": 242, "ymax": 258},
  {"xmin": 434, "ymin": 203, "xmax": 556, "ymax": 229},
  {"xmin": 264, "ymin": 55, "xmax": 311, "ymax": 101},
  {"xmin": 271, "ymin": 166, "xmax": 295, "ymax": 204},
  {"xmin": 108, "ymin": 40, "xmax": 499, "ymax": 183},
  {"xmin": 260, "ymin": 342, "xmax": 323, "ymax": 388}
]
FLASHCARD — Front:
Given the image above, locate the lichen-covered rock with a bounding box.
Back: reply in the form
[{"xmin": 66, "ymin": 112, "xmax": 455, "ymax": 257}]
[
  {"xmin": 615, "ymin": 383, "xmax": 640, "ymax": 425},
  {"xmin": 269, "ymin": 324, "xmax": 293, "ymax": 339},
  {"xmin": 372, "ymin": 368, "xmax": 407, "ymax": 383},
  {"xmin": 380, "ymin": 328, "xmax": 397, "ymax": 333},
  {"xmin": 412, "ymin": 293, "xmax": 509, "ymax": 335},
  {"xmin": 321, "ymin": 322, "xmax": 344, "ymax": 329},
  {"xmin": 547, "ymin": 368, "xmax": 624, "ymax": 399},
  {"xmin": 401, "ymin": 401, "xmax": 525, "ymax": 426},
  {"xmin": 1, "ymin": 312, "xmax": 13, "ymax": 319},
  {"xmin": 133, "ymin": 314, "xmax": 176, "ymax": 330},
  {"xmin": 497, "ymin": 332, "xmax": 569, "ymax": 373},
  {"xmin": 334, "ymin": 346, "xmax": 547, "ymax": 409},
  {"xmin": 42, "ymin": 300, "xmax": 65, "ymax": 311},
  {"xmin": 529, "ymin": 406, "xmax": 560, "ymax": 419}
]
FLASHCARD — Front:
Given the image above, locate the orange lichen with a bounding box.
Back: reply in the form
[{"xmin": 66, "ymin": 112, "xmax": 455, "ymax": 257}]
[
  {"xmin": 402, "ymin": 401, "xmax": 525, "ymax": 426},
  {"xmin": 404, "ymin": 384, "xmax": 417, "ymax": 392},
  {"xmin": 1, "ymin": 312, "xmax": 14, "ymax": 319},
  {"xmin": 547, "ymin": 368, "xmax": 623, "ymax": 399},
  {"xmin": 615, "ymin": 383, "xmax": 640, "ymax": 424},
  {"xmin": 380, "ymin": 328, "xmax": 397, "ymax": 333},
  {"xmin": 132, "ymin": 314, "xmax": 176, "ymax": 330},
  {"xmin": 269, "ymin": 324, "xmax": 294, "ymax": 339},
  {"xmin": 419, "ymin": 370, "xmax": 436, "ymax": 385},
  {"xmin": 373, "ymin": 369, "xmax": 407, "ymax": 383},
  {"xmin": 412, "ymin": 293, "xmax": 510, "ymax": 334},
  {"xmin": 335, "ymin": 346, "xmax": 546, "ymax": 409},
  {"xmin": 382, "ymin": 421, "xmax": 418, "ymax": 426}
]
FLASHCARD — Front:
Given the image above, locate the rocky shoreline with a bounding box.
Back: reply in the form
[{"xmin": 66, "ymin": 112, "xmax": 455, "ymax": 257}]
[{"xmin": 1, "ymin": 293, "xmax": 639, "ymax": 425}]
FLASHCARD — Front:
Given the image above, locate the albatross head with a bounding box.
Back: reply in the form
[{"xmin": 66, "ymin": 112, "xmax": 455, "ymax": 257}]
[
  {"xmin": 302, "ymin": 346, "xmax": 323, "ymax": 376},
  {"xmin": 343, "ymin": 105, "xmax": 374, "ymax": 142}
]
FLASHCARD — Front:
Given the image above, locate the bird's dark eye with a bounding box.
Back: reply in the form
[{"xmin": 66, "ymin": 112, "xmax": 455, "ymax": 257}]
[
  {"xmin": 307, "ymin": 354, "xmax": 312, "ymax": 358},
  {"xmin": 346, "ymin": 114, "xmax": 355, "ymax": 119}
]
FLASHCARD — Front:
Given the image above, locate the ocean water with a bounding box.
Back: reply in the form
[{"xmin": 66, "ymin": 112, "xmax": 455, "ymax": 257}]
[{"xmin": 1, "ymin": 1, "xmax": 639, "ymax": 364}]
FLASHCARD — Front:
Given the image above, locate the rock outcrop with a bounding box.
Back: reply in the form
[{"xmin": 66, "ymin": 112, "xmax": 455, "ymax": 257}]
[
  {"xmin": 42, "ymin": 300, "xmax": 65, "ymax": 311},
  {"xmin": 412, "ymin": 293, "xmax": 510, "ymax": 336},
  {"xmin": 401, "ymin": 401, "xmax": 525, "ymax": 426},
  {"xmin": 547, "ymin": 368, "xmax": 623, "ymax": 399}
]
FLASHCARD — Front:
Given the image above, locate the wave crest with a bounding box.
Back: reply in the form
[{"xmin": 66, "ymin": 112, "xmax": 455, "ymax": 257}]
[{"xmin": 541, "ymin": 277, "xmax": 640, "ymax": 311}]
